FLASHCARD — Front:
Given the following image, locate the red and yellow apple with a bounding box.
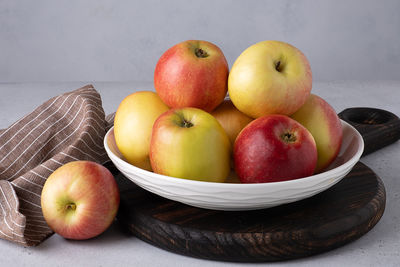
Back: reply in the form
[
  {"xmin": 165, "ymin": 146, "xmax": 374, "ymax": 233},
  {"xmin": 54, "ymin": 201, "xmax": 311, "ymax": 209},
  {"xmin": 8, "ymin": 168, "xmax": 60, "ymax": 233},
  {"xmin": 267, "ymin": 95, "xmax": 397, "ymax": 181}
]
[
  {"xmin": 154, "ymin": 40, "xmax": 229, "ymax": 112},
  {"xmin": 234, "ymin": 115, "xmax": 317, "ymax": 183},
  {"xmin": 114, "ymin": 91, "xmax": 169, "ymax": 171},
  {"xmin": 41, "ymin": 161, "xmax": 120, "ymax": 240},
  {"xmin": 150, "ymin": 107, "xmax": 231, "ymax": 182},
  {"xmin": 291, "ymin": 94, "xmax": 343, "ymax": 173},
  {"xmin": 228, "ymin": 40, "xmax": 312, "ymax": 118},
  {"xmin": 211, "ymin": 99, "xmax": 253, "ymax": 145}
]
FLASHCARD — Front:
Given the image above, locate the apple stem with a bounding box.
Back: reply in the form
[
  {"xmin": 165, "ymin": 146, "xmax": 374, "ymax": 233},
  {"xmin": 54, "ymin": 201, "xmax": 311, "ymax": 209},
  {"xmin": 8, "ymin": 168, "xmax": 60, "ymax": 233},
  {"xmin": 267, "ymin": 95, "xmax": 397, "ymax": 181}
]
[
  {"xmin": 275, "ymin": 61, "xmax": 282, "ymax": 72},
  {"xmin": 281, "ymin": 132, "xmax": 296, "ymax": 143},
  {"xmin": 195, "ymin": 48, "xmax": 209, "ymax": 58},
  {"xmin": 181, "ymin": 119, "xmax": 194, "ymax": 128},
  {"xmin": 65, "ymin": 203, "xmax": 76, "ymax": 211}
]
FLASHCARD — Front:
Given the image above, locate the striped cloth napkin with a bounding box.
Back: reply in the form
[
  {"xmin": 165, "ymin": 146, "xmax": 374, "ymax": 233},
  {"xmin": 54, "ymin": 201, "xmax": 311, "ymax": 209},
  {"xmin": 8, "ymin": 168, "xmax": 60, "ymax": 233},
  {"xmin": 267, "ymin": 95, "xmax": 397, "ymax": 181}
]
[{"xmin": 0, "ymin": 85, "xmax": 114, "ymax": 246}]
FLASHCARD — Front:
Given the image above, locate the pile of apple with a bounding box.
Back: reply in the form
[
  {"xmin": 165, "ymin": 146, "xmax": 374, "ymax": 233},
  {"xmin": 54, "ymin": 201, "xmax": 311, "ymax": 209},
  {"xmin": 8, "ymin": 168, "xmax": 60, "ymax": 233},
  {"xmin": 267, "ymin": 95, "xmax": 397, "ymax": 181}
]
[
  {"xmin": 114, "ymin": 40, "xmax": 343, "ymax": 184},
  {"xmin": 40, "ymin": 40, "xmax": 343, "ymax": 241}
]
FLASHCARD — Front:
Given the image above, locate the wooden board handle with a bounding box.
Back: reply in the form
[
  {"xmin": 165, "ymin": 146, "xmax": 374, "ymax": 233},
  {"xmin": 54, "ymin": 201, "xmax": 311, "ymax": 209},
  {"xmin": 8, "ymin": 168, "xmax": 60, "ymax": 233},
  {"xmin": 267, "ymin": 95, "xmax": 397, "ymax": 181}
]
[{"xmin": 338, "ymin": 107, "xmax": 400, "ymax": 156}]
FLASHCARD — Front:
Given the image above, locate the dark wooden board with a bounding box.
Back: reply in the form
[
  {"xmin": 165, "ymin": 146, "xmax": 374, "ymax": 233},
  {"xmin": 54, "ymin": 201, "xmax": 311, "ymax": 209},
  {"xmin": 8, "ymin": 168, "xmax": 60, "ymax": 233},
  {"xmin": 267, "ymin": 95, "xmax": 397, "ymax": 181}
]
[
  {"xmin": 338, "ymin": 107, "xmax": 400, "ymax": 156},
  {"xmin": 115, "ymin": 162, "xmax": 385, "ymax": 262}
]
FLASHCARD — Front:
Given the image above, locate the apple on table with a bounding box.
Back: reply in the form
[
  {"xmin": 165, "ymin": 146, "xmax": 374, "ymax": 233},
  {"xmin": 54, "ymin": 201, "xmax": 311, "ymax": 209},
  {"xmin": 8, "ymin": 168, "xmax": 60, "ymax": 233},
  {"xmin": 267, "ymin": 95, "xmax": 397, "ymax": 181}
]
[
  {"xmin": 150, "ymin": 107, "xmax": 231, "ymax": 183},
  {"xmin": 228, "ymin": 40, "xmax": 312, "ymax": 118},
  {"xmin": 234, "ymin": 115, "xmax": 317, "ymax": 183},
  {"xmin": 41, "ymin": 161, "xmax": 120, "ymax": 240},
  {"xmin": 154, "ymin": 40, "xmax": 229, "ymax": 112}
]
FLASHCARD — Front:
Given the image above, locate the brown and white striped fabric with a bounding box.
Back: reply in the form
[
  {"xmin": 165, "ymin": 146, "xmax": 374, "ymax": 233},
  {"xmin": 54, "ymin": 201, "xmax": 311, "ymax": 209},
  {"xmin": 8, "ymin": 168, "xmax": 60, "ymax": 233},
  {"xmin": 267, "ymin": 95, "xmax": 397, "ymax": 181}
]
[{"xmin": 0, "ymin": 85, "xmax": 113, "ymax": 246}]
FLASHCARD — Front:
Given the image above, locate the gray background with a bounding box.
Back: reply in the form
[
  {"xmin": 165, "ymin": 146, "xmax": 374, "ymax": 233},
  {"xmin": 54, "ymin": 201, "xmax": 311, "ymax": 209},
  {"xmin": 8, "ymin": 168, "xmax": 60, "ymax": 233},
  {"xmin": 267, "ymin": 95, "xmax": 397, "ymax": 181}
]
[{"xmin": 1, "ymin": 0, "xmax": 399, "ymax": 83}]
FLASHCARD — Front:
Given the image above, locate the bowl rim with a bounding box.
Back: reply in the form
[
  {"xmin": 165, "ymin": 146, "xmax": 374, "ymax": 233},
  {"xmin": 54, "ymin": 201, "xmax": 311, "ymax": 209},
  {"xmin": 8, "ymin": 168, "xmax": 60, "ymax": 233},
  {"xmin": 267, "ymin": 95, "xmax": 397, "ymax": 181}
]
[{"xmin": 104, "ymin": 119, "xmax": 364, "ymax": 189}]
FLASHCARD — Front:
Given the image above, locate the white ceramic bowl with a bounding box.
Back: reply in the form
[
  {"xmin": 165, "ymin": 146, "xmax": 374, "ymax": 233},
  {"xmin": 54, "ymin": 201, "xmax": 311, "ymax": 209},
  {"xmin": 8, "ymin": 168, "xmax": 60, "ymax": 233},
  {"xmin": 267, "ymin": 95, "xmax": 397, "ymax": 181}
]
[{"xmin": 104, "ymin": 120, "xmax": 364, "ymax": 211}]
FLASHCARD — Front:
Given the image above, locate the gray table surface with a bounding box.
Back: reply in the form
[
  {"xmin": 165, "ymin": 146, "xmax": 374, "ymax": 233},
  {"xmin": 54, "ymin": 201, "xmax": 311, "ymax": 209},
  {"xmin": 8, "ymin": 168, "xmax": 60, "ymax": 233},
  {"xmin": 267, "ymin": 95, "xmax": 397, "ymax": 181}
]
[{"xmin": 0, "ymin": 81, "xmax": 399, "ymax": 267}]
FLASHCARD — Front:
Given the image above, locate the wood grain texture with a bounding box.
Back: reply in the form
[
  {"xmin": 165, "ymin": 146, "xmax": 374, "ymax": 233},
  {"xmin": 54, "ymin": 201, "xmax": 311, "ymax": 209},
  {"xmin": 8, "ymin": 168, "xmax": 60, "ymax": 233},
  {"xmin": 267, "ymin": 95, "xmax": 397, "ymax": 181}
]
[
  {"xmin": 339, "ymin": 107, "xmax": 400, "ymax": 156},
  {"xmin": 115, "ymin": 162, "xmax": 386, "ymax": 262}
]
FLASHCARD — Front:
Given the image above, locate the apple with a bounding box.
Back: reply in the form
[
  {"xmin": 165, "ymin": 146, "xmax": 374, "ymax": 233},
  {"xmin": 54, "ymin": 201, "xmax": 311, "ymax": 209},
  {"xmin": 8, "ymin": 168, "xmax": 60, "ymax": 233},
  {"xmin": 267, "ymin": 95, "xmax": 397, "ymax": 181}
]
[
  {"xmin": 41, "ymin": 161, "xmax": 120, "ymax": 240},
  {"xmin": 114, "ymin": 91, "xmax": 169, "ymax": 171},
  {"xmin": 154, "ymin": 40, "xmax": 229, "ymax": 112},
  {"xmin": 234, "ymin": 115, "xmax": 317, "ymax": 183},
  {"xmin": 228, "ymin": 40, "xmax": 312, "ymax": 118},
  {"xmin": 211, "ymin": 99, "xmax": 253, "ymax": 145},
  {"xmin": 150, "ymin": 107, "xmax": 231, "ymax": 182},
  {"xmin": 291, "ymin": 94, "xmax": 343, "ymax": 173}
]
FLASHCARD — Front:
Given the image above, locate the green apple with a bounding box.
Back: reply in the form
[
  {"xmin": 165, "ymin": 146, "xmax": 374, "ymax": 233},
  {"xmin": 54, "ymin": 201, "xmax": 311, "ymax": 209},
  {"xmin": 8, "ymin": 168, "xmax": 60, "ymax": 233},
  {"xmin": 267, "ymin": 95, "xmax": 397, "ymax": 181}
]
[
  {"xmin": 228, "ymin": 40, "xmax": 312, "ymax": 118},
  {"xmin": 291, "ymin": 94, "xmax": 343, "ymax": 173},
  {"xmin": 150, "ymin": 107, "xmax": 231, "ymax": 182}
]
